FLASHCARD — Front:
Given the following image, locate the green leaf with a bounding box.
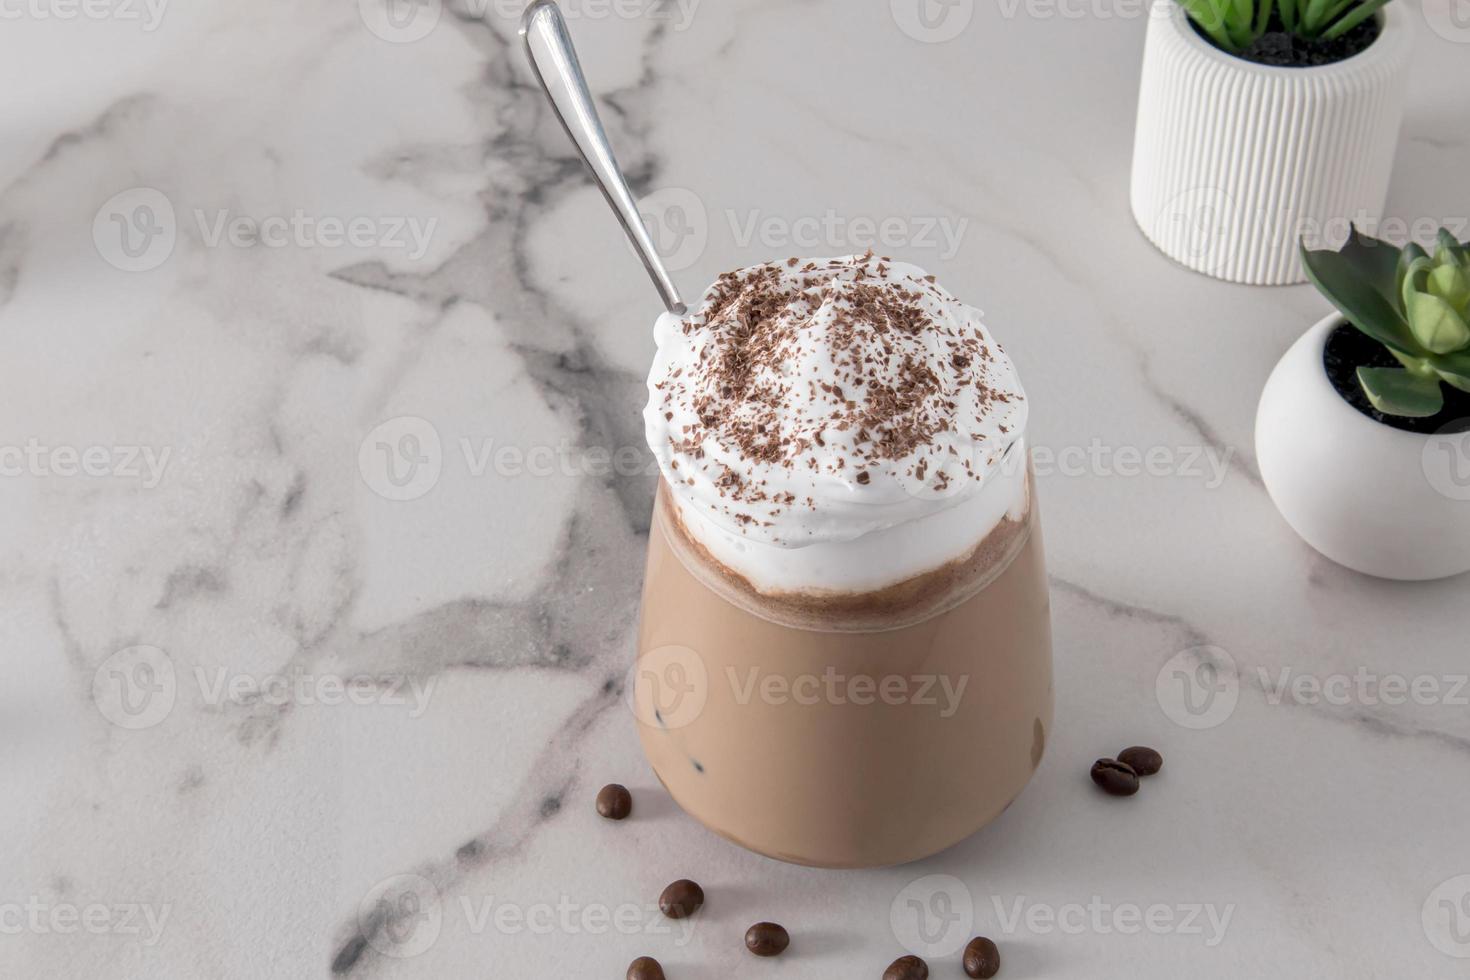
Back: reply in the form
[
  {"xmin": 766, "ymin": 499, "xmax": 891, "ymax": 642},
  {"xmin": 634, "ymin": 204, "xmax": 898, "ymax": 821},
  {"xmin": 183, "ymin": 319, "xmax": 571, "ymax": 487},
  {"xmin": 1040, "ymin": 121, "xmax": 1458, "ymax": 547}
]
[
  {"xmin": 1301, "ymin": 239, "xmax": 1424, "ymax": 358},
  {"xmin": 1388, "ymin": 347, "xmax": 1431, "ymax": 372},
  {"xmin": 1432, "ymin": 347, "xmax": 1470, "ymax": 381},
  {"xmin": 1303, "ymin": 0, "xmax": 1333, "ymax": 34},
  {"xmin": 1253, "ymin": 0, "xmax": 1274, "ymax": 34},
  {"xmin": 1357, "ymin": 367, "xmax": 1446, "ymax": 418},
  {"xmin": 1437, "ymin": 228, "xmax": 1467, "ymax": 264},
  {"xmin": 1437, "ymin": 369, "xmax": 1470, "ymax": 394},
  {"xmin": 1428, "ymin": 262, "xmax": 1470, "ymax": 311},
  {"xmin": 1321, "ymin": 0, "xmax": 1388, "ymax": 38},
  {"xmin": 1339, "ymin": 226, "xmax": 1404, "ymax": 295},
  {"xmin": 1407, "ymin": 291, "xmax": 1470, "ymax": 354},
  {"xmin": 1279, "ymin": 0, "xmax": 1298, "ymax": 31},
  {"xmin": 1179, "ymin": 0, "xmax": 1239, "ymax": 49},
  {"xmin": 1396, "ymin": 241, "xmax": 1429, "ymax": 310}
]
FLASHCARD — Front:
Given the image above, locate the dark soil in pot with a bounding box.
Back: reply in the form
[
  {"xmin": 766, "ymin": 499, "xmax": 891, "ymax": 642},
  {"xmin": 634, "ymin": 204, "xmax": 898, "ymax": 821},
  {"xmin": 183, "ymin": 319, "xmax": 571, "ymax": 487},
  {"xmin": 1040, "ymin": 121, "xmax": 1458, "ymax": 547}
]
[
  {"xmin": 1190, "ymin": 12, "xmax": 1380, "ymax": 67},
  {"xmin": 1324, "ymin": 322, "xmax": 1470, "ymax": 435}
]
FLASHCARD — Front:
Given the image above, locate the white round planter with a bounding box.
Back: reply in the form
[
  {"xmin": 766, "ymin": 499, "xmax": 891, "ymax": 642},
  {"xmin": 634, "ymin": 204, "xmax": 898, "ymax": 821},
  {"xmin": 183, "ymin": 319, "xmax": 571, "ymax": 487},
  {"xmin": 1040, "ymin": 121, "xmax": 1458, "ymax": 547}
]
[
  {"xmin": 1256, "ymin": 315, "xmax": 1470, "ymax": 581},
  {"xmin": 1131, "ymin": 1, "xmax": 1413, "ymax": 285}
]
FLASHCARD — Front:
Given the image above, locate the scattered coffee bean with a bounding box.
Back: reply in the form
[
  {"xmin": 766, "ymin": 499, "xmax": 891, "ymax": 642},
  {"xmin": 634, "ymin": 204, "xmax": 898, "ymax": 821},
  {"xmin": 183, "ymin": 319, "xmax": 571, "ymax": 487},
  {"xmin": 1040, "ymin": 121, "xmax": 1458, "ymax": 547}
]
[
  {"xmin": 883, "ymin": 954, "xmax": 929, "ymax": 980},
  {"xmin": 627, "ymin": 955, "xmax": 665, "ymax": 980},
  {"xmin": 596, "ymin": 783, "xmax": 633, "ymax": 820},
  {"xmin": 963, "ymin": 936, "xmax": 1001, "ymax": 978},
  {"xmin": 658, "ymin": 879, "xmax": 704, "ymax": 919},
  {"xmin": 1118, "ymin": 746, "xmax": 1162, "ymax": 777},
  {"xmin": 1090, "ymin": 758, "xmax": 1140, "ymax": 796},
  {"xmin": 745, "ymin": 921, "xmax": 790, "ymax": 957}
]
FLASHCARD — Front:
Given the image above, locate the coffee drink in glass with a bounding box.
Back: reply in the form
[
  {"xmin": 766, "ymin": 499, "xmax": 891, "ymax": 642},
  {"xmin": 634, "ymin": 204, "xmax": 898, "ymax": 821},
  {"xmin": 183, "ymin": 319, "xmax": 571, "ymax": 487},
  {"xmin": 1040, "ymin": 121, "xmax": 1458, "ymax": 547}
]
[{"xmin": 632, "ymin": 253, "xmax": 1052, "ymax": 869}]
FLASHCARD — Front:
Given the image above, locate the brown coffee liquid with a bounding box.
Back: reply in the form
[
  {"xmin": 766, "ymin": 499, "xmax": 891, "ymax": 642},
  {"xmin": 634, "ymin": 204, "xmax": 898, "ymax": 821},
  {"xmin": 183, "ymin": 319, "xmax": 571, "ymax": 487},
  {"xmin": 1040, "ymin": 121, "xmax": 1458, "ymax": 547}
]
[{"xmin": 633, "ymin": 474, "xmax": 1054, "ymax": 868}]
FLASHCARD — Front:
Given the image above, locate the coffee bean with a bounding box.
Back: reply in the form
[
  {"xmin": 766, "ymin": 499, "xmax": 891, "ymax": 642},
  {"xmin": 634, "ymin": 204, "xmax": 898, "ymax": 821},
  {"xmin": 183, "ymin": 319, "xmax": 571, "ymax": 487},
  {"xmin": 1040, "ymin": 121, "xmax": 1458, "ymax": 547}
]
[
  {"xmin": 963, "ymin": 936, "xmax": 1001, "ymax": 978},
  {"xmin": 1090, "ymin": 758, "xmax": 1139, "ymax": 796},
  {"xmin": 596, "ymin": 784, "xmax": 632, "ymax": 820},
  {"xmin": 882, "ymin": 954, "xmax": 929, "ymax": 980},
  {"xmin": 658, "ymin": 879, "xmax": 704, "ymax": 919},
  {"xmin": 744, "ymin": 921, "xmax": 790, "ymax": 957},
  {"xmin": 1118, "ymin": 746, "xmax": 1162, "ymax": 777},
  {"xmin": 626, "ymin": 955, "xmax": 664, "ymax": 980}
]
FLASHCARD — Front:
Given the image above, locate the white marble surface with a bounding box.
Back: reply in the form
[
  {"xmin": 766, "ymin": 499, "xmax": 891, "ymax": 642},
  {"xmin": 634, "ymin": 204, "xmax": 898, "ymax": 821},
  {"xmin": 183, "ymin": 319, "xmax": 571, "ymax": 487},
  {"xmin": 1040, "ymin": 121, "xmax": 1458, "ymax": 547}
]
[{"xmin": 3, "ymin": 1, "xmax": 1470, "ymax": 977}]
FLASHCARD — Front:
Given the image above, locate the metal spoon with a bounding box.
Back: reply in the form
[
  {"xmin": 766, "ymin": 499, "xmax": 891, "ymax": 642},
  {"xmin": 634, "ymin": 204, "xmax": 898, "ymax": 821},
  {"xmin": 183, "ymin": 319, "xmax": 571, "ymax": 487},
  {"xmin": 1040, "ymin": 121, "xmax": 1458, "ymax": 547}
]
[{"xmin": 519, "ymin": 0, "xmax": 686, "ymax": 315}]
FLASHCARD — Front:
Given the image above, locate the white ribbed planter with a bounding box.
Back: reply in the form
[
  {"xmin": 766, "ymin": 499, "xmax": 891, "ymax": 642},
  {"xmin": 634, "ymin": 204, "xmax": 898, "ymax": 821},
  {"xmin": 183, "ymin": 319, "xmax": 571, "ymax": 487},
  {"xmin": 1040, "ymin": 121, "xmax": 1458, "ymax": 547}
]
[
  {"xmin": 1131, "ymin": 1, "xmax": 1413, "ymax": 284},
  {"xmin": 1256, "ymin": 315, "xmax": 1470, "ymax": 581}
]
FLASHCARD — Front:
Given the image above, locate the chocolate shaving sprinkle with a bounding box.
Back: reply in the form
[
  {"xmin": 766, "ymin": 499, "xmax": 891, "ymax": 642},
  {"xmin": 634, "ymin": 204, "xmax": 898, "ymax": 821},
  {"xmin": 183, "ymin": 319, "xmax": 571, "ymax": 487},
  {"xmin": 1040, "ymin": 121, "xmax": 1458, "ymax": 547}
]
[{"xmin": 650, "ymin": 253, "xmax": 1025, "ymax": 533}]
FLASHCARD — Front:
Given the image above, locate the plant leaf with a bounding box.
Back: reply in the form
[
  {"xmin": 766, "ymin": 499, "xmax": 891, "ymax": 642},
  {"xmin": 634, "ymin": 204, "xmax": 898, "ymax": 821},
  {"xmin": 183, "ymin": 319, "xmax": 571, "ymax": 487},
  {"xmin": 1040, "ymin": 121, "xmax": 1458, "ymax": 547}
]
[
  {"xmin": 1179, "ymin": 0, "xmax": 1239, "ymax": 49},
  {"xmin": 1437, "ymin": 369, "xmax": 1470, "ymax": 394},
  {"xmin": 1321, "ymin": 0, "xmax": 1387, "ymax": 38},
  {"xmin": 1436, "ymin": 228, "xmax": 1465, "ymax": 262},
  {"xmin": 1396, "ymin": 241, "xmax": 1429, "ymax": 310},
  {"xmin": 1428, "ymin": 262, "xmax": 1470, "ymax": 311},
  {"xmin": 1407, "ymin": 292, "xmax": 1470, "ymax": 354},
  {"xmin": 1302, "ymin": 0, "xmax": 1333, "ymax": 34},
  {"xmin": 1279, "ymin": 0, "xmax": 1298, "ymax": 32},
  {"xmin": 1301, "ymin": 238, "xmax": 1424, "ymax": 358},
  {"xmin": 1253, "ymin": 0, "xmax": 1275, "ymax": 34},
  {"xmin": 1357, "ymin": 367, "xmax": 1446, "ymax": 418},
  {"xmin": 1432, "ymin": 347, "xmax": 1470, "ymax": 382}
]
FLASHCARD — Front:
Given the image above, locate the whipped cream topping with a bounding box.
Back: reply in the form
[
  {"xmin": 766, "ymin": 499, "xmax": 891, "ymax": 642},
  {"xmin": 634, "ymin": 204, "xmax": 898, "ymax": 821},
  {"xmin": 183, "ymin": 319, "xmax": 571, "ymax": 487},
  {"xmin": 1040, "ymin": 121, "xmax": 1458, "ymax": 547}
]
[{"xmin": 644, "ymin": 253, "xmax": 1029, "ymax": 592}]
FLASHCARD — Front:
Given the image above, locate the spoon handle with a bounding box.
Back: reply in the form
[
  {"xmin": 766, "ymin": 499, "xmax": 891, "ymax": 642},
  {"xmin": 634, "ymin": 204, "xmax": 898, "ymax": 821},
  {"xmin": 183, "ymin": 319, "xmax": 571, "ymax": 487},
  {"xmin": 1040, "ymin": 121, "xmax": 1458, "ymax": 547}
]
[{"xmin": 519, "ymin": 0, "xmax": 687, "ymax": 315}]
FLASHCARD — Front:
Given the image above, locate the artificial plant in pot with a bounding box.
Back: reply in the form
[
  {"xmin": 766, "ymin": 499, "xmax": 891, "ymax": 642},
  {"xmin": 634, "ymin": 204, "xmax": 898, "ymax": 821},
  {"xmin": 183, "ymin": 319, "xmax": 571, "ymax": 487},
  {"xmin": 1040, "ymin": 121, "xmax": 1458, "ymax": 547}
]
[
  {"xmin": 1131, "ymin": 0, "xmax": 1414, "ymax": 285},
  {"xmin": 1256, "ymin": 229, "xmax": 1470, "ymax": 580}
]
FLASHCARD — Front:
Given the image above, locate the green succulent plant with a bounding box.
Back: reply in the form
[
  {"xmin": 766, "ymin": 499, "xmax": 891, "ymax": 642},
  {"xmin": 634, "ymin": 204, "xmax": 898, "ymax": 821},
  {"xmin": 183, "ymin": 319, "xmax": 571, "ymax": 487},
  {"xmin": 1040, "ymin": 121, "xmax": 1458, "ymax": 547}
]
[
  {"xmin": 1178, "ymin": 0, "xmax": 1392, "ymax": 55},
  {"xmin": 1301, "ymin": 228, "xmax": 1470, "ymax": 419}
]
